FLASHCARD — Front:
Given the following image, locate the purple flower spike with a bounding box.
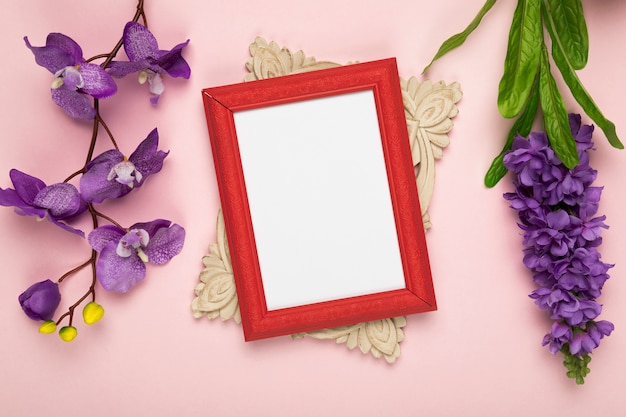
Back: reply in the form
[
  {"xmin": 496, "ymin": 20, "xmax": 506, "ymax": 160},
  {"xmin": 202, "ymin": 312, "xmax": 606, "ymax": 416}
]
[
  {"xmin": 0, "ymin": 169, "xmax": 86, "ymax": 236},
  {"xmin": 80, "ymin": 128, "xmax": 168, "ymax": 203},
  {"xmin": 25, "ymin": 33, "xmax": 117, "ymax": 119},
  {"xmin": 108, "ymin": 21, "xmax": 190, "ymax": 104},
  {"xmin": 504, "ymin": 113, "xmax": 613, "ymax": 383},
  {"xmin": 88, "ymin": 220, "xmax": 185, "ymax": 293},
  {"xmin": 19, "ymin": 279, "xmax": 61, "ymax": 321}
]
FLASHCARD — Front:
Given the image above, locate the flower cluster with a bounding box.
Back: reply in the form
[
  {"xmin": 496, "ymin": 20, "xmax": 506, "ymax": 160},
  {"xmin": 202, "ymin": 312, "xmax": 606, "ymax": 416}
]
[
  {"xmin": 3, "ymin": 2, "xmax": 189, "ymax": 342},
  {"xmin": 24, "ymin": 17, "xmax": 189, "ymax": 119},
  {"xmin": 503, "ymin": 114, "xmax": 613, "ymax": 384}
]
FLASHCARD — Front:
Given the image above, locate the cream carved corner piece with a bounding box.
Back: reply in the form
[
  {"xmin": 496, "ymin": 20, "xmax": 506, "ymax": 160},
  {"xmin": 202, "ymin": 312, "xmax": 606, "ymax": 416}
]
[
  {"xmin": 191, "ymin": 211, "xmax": 241, "ymax": 324},
  {"xmin": 191, "ymin": 37, "xmax": 462, "ymax": 363}
]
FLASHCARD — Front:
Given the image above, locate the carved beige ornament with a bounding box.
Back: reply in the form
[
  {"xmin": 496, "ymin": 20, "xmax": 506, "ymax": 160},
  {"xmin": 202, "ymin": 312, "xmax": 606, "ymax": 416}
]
[
  {"xmin": 403, "ymin": 77, "xmax": 462, "ymax": 229},
  {"xmin": 192, "ymin": 37, "xmax": 461, "ymax": 363},
  {"xmin": 244, "ymin": 37, "xmax": 342, "ymax": 82},
  {"xmin": 292, "ymin": 317, "xmax": 407, "ymax": 364},
  {"xmin": 191, "ymin": 210, "xmax": 240, "ymax": 324}
]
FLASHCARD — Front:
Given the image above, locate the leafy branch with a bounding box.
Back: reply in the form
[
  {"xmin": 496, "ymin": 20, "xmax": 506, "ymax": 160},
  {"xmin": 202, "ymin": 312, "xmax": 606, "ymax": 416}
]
[{"xmin": 423, "ymin": 0, "xmax": 623, "ymax": 187}]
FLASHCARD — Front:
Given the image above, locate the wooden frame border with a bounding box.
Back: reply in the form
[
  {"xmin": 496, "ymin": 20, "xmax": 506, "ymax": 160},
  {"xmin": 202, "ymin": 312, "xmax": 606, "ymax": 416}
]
[{"xmin": 202, "ymin": 58, "xmax": 436, "ymax": 341}]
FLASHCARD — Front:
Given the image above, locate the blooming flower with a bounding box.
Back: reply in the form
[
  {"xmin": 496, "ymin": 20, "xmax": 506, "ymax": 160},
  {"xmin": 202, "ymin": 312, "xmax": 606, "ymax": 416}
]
[
  {"xmin": 503, "ymin": 114, "xmax": 613, "ymax": 384},
  {"xmin": 18, "ymin": 279, "xmax": 61, "ymax": 321},
  {"xmin": 0, "ymin": 169, "xmax": 87, "ymax": 236},
  {"xmin": 88, "ymin": 219, "xmax": 185, "ymax": 293},
  {"xmin": 542, "ymin": 321, "xmax": 572, "ymax": 354},
  {"xmin": 25, "ymin": 33, "xmax": 117, "ymax": 119},
  {"xmin": 108, "ymin": 21, "xmax": 190, "ymax": 104},
  {"xmin": 79, "ymin": 128, "xmax": 168, "ymax": 203}
]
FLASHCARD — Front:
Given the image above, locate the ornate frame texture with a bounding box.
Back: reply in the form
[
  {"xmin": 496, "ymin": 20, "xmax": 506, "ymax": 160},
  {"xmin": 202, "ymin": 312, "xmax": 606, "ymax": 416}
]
[{"xmin": 192, "ymin": 37, "xmax": 462, "ymax": 362}]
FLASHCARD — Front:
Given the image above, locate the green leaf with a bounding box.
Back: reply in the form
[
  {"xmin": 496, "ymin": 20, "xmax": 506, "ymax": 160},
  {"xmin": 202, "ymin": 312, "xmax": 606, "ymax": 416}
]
[
  {"xmin": 538, "ymin": 45, "xmax": 579, "ymax": 168},
  {"xmin": 484, "ymin": 73, "xmax": 540, "ymax": 187},
  {"xmin": 544, "ymin": 0, "xmax": 588, "ymax": 70},
  {"xmin": 484, "ymin": 154, "xmax": 507, "ymax": 188},
  {"xmin": 544, "ymin": 4, "xmax": 624, "ymax": 149},
  {"xmin": 497, "ymin": 0, "xmax": 542, "ymax": 118},
  {"xmin": 422, "ymin": 0, "xmax": 497, "ymax": 73}
]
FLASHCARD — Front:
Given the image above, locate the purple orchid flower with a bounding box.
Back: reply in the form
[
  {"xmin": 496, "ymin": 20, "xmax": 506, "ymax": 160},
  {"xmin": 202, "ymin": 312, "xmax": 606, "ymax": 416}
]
[
  {"xmin": 0, "ymin": 169, "xmax": 87, "ymax": 236},
  {"xmin": 24, "ymin": 33, "xmax": 117, "ymax": 120},
  {"xmin": 88, "ymin": 219, "xmax": 185, "ymax": 293},
  {"xmin": 19, "ymin": 279, "xmax": 61, "ymax": 321},
  {"xmin": 108, "ymin": 21, "xmax": 190, "ymax": 104},
  {"xmin": 79, "ymin": 128, "xmax": 168, "ymax": 203}
]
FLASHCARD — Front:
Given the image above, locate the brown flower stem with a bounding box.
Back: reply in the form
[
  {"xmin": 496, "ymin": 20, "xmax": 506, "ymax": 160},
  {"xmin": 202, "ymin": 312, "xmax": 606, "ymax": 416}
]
[
  {"xmin": 57, "ymin": 257, "xmax": 93, "ymax": 284},
  {"xmin": 59, "ymin": 99, "xmax": 99, "ymax": 181},
  {"xmin": 85, "ymin": 53, "xmax": 110, "ymax": 63},
  {"xmin": 82, "ymin": 0, "xmax": 146, "ymax": 161},
  {"xmin": 63, "ymin": 168, "xmax": 85, "ymax": 183},
  {"xmin": 53, "ymin": 0, "xmax": 147, "ymax": 330},
  {"xmin": 138, "ymin": 0, "xmax": 148, "ymax": 28},
  {"xmin": 92, "ymin": 206, "xmax": 124, "ymax": 230},
  {"xmin": 54, "ymin": 203, "xmax": 101, "ymax": 326},
  {"xmin": 64, "ymin": 98, "xmax": 119, "ymax": 183},
  {"xmin": 97, "ymin": 112, "xmax": 118, "ymax": 150},
  {"xmin": 85, "ymin": 100, "xmax": 101, "ymax": 164},
  {"xmin": 98, "ymin": 0, "xmax": 147, "ymax": 68},
  {"xmin": 55, "ymin": 249, "xmax": 98, "ymax": 326},
  {"xmin": 55, "ymin": 277, "xmax": 96, "ymax": 327}
]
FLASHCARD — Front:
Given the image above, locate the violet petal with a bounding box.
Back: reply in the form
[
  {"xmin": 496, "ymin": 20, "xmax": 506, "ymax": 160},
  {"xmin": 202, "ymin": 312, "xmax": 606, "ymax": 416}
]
[
  {"xmin": 96, "ymin": 242, "xmax": 147, "ymax": 293},
  {"xmin": 51, "ymin": 87, "xmax": 96, "ymax": 120},
  {"xmin": 88, "ymin": 225, "xmax": 126, "ymax": 253},
  {"xmin": 107, "ymin": 60, "xmax": 147, "ymax": 77},
  {"xmin": 33, "ymin": 183, "xmax": 83, "ymax": 219},
  {"xmin": 9, "ymin": 169, "xmax": 46, "ymax": 205},
  {"xmin": 80, "ymin": 150, "xmax": 130, "ymax": 203},
  {"xmin": 85, "ymin": 149, "xmax": 124, "ymax": 171},
  {"xmin": 131, "ymin": 219, "xmax": 172, "ymax": 237},
  {"xmin": 24, "ymin": 33, "xmax": 82, "ymax": 73},
  {"xmin": 78, "ymin": 63, "xmax": 117, "ymax": 98},
  {"xmin": 155, "ymin": 40, "xmax": 191, "ymax": 78},
  {"xmin": 47, "ymin": 217, "xmax": 85, "ymax": 238},
  {"xmin": 595, "ymin": 320, "xmax": 615, "ymax": 337},
  {"xmin": 0, "ymin": 188, "xmax": 43, "ymax": 216},
  {"xmin": 546, "ymin": 210, "xmax": 570, "ymax": 230},
  {"xmin": 122, "ymin": 21, "xmax": 158, "ymax": 61},
  {"xmin": 143, "ymin": 223, "xmax": 185, "ymax": 265},
  {"xmin": 129, "ymin": 128, "xmax": 168, "ymax": 182}
]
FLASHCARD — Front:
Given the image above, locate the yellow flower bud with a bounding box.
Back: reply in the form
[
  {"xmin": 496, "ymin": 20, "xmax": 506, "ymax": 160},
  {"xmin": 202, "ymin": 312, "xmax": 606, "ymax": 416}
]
[
  {"xmin": 59, "ymin": 326, "xmax": 78, "ymax": 342},
  {"xmin": 38, "ymin": 320, "xmax": 57, "ymax": 334},
  {"xmin": 82, "ymin": 302, "xmax": 105, "ymax": 325}
]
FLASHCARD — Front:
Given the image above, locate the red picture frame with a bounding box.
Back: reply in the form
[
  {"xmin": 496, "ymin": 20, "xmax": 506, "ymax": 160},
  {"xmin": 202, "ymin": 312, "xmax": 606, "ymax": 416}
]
[{"xmin": 202, "ymin": 58, "xmax": 436, "ymax": 341}]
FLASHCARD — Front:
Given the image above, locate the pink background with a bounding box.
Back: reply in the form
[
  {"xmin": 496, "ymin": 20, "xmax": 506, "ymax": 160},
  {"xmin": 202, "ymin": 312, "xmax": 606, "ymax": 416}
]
[{"xmin": 1, "ymin": 0, "xmax": 625, "ymax": 416}]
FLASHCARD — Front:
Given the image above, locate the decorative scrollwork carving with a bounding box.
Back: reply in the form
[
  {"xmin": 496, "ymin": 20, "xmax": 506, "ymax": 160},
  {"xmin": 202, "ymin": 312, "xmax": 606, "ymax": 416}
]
[
  {"xmin": 293, "ymin": 317, "xmax": 407, "ymax": 364},
  {"xmin": 244, "ymin": 37, "xmax": 341, "ymax": 82},
  {"xmin": 402, "ymin": 77, "xmax": 462, "ymax": 229},
  {"xmin": 192, "ymin": 37, "xmax": 461, "ymax": 362},
  {"xmin": 192, "ymin": 210, "xmax": 240, "ymax": 324}
]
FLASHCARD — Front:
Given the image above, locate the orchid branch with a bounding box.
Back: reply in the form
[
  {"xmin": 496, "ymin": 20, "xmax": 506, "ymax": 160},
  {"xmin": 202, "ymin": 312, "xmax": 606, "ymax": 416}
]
[{"xmin": 11, "ymin": 0, "xmax": 189, "ymax": 343}]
